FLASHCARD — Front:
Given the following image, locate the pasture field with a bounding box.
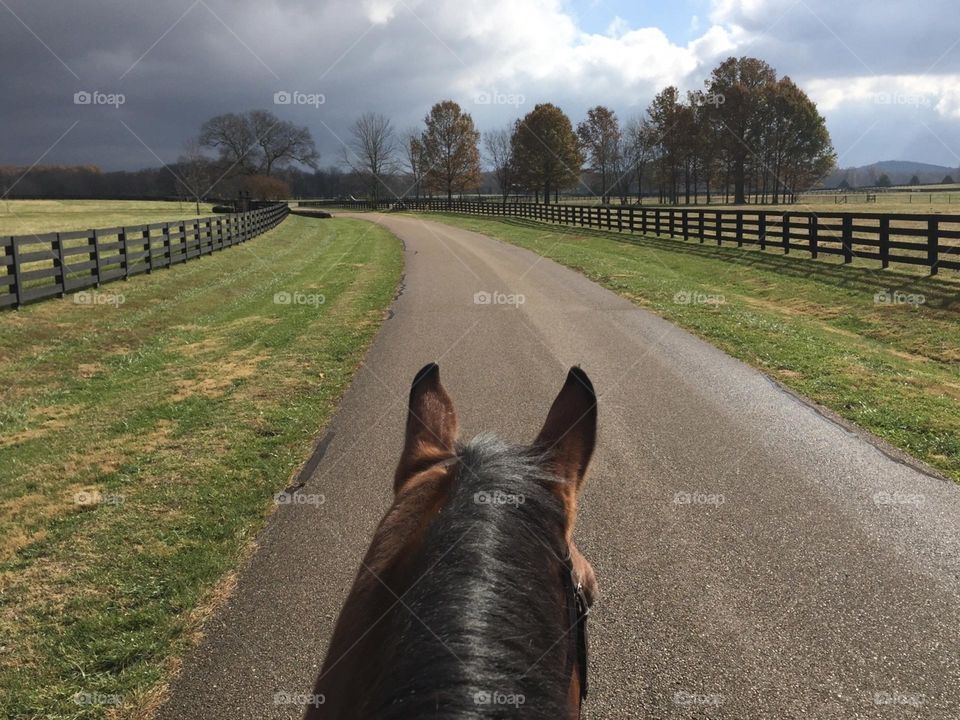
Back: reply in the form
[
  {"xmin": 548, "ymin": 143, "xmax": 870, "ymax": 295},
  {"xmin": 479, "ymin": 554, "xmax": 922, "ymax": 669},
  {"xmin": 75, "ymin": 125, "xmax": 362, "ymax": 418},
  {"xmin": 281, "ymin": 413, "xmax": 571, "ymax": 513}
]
[
  {"xmin": 0, "ymin": 200, "xmax": 218, "ymax": 236},
  {"xmin": 422, "ymin": 213, "xmax": 960, "ymax": 482},
  {"xmin": 537, "ymin": 191, "xmax": 960, "ymax": 216},
  {"xmin": 0, "ymin": 216, "xmax": 402, "ymax": 718}
]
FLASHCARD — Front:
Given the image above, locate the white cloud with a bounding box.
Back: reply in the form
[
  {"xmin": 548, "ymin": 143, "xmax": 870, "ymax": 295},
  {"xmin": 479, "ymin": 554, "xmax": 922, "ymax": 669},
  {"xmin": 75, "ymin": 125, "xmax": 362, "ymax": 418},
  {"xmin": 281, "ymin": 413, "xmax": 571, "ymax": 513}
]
[{"xmin": 806, "ymin": 75, "xmax": 960, "ymax": 119}]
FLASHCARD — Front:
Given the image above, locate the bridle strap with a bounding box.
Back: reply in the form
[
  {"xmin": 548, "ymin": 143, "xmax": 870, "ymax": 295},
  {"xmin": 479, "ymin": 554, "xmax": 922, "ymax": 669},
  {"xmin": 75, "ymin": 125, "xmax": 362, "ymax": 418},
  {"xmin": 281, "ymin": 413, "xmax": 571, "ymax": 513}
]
[{"xmin": 563, "ymin": 559, "xmax": 590, "ymax": 716}]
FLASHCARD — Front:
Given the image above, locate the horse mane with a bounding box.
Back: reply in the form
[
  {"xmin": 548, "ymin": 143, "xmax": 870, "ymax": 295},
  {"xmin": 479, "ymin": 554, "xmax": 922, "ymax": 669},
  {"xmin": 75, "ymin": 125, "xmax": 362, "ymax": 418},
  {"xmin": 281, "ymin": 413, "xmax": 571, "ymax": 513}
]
[{"xmin": 366, "ymin": 433, "xmax": 574, "ymax": 718}]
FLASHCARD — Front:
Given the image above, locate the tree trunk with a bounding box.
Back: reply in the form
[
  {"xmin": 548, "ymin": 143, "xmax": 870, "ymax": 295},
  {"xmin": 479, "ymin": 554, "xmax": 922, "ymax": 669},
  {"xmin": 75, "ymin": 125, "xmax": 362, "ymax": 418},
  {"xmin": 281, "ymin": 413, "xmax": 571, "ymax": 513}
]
[{"xmin": 734, "ymin": 159, "xmax": 746, "ymax": 204}]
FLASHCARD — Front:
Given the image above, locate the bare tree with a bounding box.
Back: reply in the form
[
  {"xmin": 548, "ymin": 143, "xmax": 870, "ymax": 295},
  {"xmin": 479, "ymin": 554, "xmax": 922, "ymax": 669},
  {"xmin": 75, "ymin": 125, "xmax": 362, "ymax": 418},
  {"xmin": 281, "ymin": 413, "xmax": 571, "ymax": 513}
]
[
  {"xmin": 343, "ymin": 112, "xmax": 397, "ymax": 202},
  {"xmin": 177, "ymin": 139, "xmax": 216, "ymax": 214},
  {"xmin": 248, "ymin": 110, "xmax": 319, "ymax": 176},
  {"xmin": 623, "ymin": 117, "xmax": 653, "ymax": 204},
  {"xmin": 577, "ymin": 106, "xmax": 621, "ymax": 203},
  {"xmin": 401, "ymin": 127, "xmax": 428, "ymax": 200},
  {"xmin": 483, "ymin": 127, "xmax": 514, "ymax": 202},
  {"xmin": 199, "ymin": 113, "xmax": 259, "ymax": 175}
]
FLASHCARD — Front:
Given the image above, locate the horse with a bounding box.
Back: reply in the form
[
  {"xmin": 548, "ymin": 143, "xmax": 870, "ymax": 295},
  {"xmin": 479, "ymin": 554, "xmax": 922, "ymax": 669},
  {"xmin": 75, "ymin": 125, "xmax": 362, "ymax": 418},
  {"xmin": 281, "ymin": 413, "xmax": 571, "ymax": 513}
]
[{"xmin": 305, "ymin": 363, "xmax": 598, "ymax": 719}]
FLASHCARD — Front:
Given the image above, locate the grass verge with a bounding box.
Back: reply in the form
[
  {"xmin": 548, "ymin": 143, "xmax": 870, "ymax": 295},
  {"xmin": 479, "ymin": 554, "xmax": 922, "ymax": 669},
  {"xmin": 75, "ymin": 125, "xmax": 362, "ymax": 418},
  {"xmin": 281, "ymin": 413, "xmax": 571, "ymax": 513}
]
[
  {"xmin": 0, "ymin": 200, "xmax": 218, "ymax": 236},
  {"xmin": 421, "ymin": 213, "xmax": 960, "ymax": 481},
  {"xmin": 0, "ymin": 215, "xmax": 402, "ymax": 719}
]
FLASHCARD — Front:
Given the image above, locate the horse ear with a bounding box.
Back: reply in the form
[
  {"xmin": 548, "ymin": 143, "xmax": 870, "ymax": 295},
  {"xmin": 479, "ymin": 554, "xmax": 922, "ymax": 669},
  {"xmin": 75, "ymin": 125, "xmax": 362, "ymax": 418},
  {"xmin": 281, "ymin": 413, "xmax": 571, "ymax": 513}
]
[
  {"xmin": 394, "ymin": 363, "xmax": 459, "ymax": 492},
  {"xmin": 533, "ymin": 367, "xmax": 597, "ymax": 491}
]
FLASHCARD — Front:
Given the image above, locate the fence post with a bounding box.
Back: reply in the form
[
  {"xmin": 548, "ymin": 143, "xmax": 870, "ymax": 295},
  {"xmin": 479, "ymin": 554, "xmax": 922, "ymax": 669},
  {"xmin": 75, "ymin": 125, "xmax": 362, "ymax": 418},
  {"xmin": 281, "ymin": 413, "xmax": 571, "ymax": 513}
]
[
  {"xmin": 669, "ymin": 209, "xmax": 675, "ymax": 238},
  {"xmin": 880, "ymin": 216, "xmax": 890, "ymax": 269},
  {"xmin": 842, "ymin": 215, "xmax": 853, "ymax": 264},
  {"xmin": 162, "ymin": 223, "xmax": 171, "ymax": 266},
  {"xmin": 641, "ymin": 208, "xmax": 647, "ymax": 235},
  {"xmin": 783, "ymin": 213, "xmax": 790, "ymax": 254},
  {"xmin": 928, "ymin": 218, "xmax": 939, "ymax": 275},
  {"xmin": 144, "ymin": 227, "xmax": 153, "ymax": 274},
  {"xmin": 655, "ymin": 209, "xmax": 661, "ymax": 237},
  {"xmin": 617, "ymin": 206, "xmax": 623, "ymax": 232},
  {"xmin": 758, "ymin": 213, "xmax": 767, "ymax": 250},
  {"xmin": 9, "ymin": 236, "xmax": 22, "ymax": 308},
  {"xmin": 92, "ymin": 229, "xmax": 103, "ymax": 287},
  {"xmin": 809, "ymin": 215, "xmax": 818, "ymax": 258},
  {"xmin": 698, "ymin": 210, "xmax": 705, "ymax": 244},
  {"xmin": 54, "ymin": 232, "xmax": 67, "ymax": 297},
  {"xmin": 180, "ymin": 221, "xmax": 189, "ymax": 260},
  {"xmin": 120, "ymin": 227, "xmax": 130, "ymax": 279},
  {"xmin": 715, "ymin": 211, "xmax": 722, "ymax": 246},
  {"xmin": 735, "ymin": 211, "xmax": 743, "ymax": 247},
  {"xmin": 628, "ymin": 207, "xmax": 635, "ymax": 234}
]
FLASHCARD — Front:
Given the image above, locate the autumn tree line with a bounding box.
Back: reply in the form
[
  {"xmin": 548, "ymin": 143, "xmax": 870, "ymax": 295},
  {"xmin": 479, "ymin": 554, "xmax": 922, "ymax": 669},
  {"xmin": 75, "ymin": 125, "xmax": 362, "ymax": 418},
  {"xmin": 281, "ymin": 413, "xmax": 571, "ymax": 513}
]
[
  {"xmin": 345, "ymin": 56, "xmax": 836, "ymax": 206},
  {"xmin": 1, "ymin": 57, "xmax": 836, "ymax": 206}
]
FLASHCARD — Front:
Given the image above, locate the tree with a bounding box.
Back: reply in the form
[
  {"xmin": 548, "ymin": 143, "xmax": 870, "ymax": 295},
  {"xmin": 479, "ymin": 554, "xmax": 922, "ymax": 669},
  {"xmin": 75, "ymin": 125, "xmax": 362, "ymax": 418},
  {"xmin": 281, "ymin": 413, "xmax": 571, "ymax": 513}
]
[
  {"xmin": 645, "ymin": 87, "xmax": 687, "ymax": 203},
  {"xmin": 401, "ymin": 128, "xmax": 428, "ymax": 200},
  {"xmin": 247, "ymin": 110, "xmax": 319, "ymax": 176},
  {"xmin": 199, "ymin": 112, "xmax": 260, "ymax": 175},
  {"xmin": 421, "ymin": 101, "xmax": 481, "ymax": 201},
  {"xmin": 878, "ymin": 174, "xmax": 892, "ymax": 188},
  {"xmin": 176, "ymin": 139, "xmax": 216, "ymax": 214},
  {"xmin": 577, "ymin": 106, "xmax": 621, "ymax": 203},
  {"xmin": 484, "ymin": 127, "xmax": 515, "ymax": 202},
  {"xmin": 343, "ymin": 112, "xmax": 397, "ymax": 202},
  {"xmin": 200, "ymin": 111, "xmax": 318, "ymax": 177},
  {"xmin": 764, "ymin": 77, "xmax": 835, "ymax": 202},
  {"xmin": 943, "ymin": 174, "xmax": 955, "ymax": 184},
  {"xmin": 706, "ymin": 56, "xmax": 778, "ymax": 204},
  {"xmin": 622, "ymin": 117, "xmax": 654, "ymax": 203},
  {"xmin": 909, "ymin": 175, "xmax": 921, "ymax": 186},
  {"xmin": 511, "ymin": 103, "xmax": 583, "ymax": 203}
]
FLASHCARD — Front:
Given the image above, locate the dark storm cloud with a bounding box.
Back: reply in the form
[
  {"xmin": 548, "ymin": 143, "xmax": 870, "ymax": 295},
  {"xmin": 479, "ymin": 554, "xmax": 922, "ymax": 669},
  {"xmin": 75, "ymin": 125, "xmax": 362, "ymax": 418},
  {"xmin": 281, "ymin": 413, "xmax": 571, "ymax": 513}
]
[{"xmin": 1, "ymin": 0, "xmax": 959, "ymax": 171}]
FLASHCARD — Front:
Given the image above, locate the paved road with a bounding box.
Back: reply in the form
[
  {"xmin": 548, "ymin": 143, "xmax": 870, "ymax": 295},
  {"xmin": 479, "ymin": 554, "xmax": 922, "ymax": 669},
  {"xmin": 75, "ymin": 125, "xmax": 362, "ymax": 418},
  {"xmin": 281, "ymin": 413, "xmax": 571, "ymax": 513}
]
[{"xmin": 157, "ymin": 213, "xmax": 960, "ymax": 719}]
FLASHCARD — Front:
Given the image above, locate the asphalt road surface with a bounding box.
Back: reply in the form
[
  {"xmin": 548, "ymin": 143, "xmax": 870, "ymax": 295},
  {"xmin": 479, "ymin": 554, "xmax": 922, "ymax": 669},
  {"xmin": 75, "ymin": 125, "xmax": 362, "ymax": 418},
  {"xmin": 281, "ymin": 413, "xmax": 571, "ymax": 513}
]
[{"xmin": 157, "ymin": 213, "xmax": 960, "ymax": 719}]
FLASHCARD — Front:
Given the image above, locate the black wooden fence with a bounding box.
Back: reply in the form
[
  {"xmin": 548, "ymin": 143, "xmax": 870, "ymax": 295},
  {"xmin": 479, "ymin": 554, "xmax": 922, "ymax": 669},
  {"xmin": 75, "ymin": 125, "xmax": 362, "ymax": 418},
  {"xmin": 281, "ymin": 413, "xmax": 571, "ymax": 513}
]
[
  {"xmin": 1, "ymin": 203, "xmax": 289, "ymax": 309},
  {"xmin": 307, "ymin": 199, "xmax": 960, "ymax": 275}
]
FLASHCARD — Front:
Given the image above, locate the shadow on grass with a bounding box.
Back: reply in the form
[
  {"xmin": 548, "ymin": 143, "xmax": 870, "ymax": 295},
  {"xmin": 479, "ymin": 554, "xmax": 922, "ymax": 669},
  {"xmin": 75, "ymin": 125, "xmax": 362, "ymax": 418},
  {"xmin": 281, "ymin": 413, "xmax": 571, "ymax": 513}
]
[{"xmin": 452, "ymin": 216, "xmax": 960, "ymax": 312}]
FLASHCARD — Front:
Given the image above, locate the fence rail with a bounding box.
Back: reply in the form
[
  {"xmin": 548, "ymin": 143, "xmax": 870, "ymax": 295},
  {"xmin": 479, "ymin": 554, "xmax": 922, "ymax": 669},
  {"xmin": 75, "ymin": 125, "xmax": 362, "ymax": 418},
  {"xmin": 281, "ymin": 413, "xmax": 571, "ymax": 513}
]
[
  {"xmin": 308, "ymin": 200, "xmax": 960, "ymax": 275},
  {"xmin": 1, "ymin": 203, "xmax": 289, "ymax": 309}
]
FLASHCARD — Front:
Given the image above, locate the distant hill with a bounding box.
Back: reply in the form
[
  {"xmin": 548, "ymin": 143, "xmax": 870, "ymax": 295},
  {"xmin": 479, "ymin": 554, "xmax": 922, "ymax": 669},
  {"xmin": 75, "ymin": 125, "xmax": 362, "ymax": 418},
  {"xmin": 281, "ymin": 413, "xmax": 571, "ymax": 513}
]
[{"xmin": 823, "ymin": 160, "xmax": 958, "ymax": 189}]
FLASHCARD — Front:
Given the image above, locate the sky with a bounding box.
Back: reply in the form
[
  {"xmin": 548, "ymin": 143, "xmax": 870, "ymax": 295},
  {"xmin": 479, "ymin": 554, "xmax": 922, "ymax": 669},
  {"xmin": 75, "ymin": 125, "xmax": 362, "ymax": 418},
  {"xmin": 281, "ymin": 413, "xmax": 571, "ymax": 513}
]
[{"xmin": 1, "ymin": 0, "xmax": 959, "ymax": 172}]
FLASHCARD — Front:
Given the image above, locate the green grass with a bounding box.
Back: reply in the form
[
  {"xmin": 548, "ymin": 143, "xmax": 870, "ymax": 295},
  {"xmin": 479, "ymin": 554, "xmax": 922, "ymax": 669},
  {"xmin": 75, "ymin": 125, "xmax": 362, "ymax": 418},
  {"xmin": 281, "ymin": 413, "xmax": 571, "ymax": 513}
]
[
  {"xmin": 0, "ymin": 200, "xmax": 218, "ymax": 236},
  {"xmin": 421, "ymin": 213, "xmax": 960, "ymax": 481},
  {"xmin": 0, "ymin": 215, "xmax": 402, "ymax": 719}
]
